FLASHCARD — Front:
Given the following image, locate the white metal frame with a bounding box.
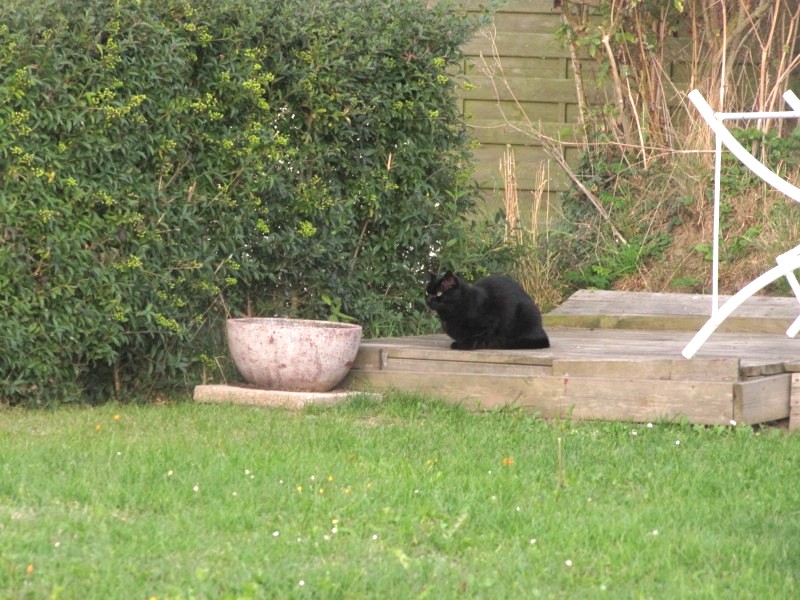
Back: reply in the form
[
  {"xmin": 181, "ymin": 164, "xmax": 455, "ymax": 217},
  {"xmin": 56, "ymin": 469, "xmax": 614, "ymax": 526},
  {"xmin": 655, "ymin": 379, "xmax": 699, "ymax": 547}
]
[{"xmin": 682, "ymin": 88, "xmax": 800, "ymax": 359}]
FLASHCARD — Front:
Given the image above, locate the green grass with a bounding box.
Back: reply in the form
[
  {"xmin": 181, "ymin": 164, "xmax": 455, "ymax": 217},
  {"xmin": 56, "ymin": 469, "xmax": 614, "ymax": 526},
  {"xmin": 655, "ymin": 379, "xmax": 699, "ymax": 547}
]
[{"xmin": 1, "ymin": 394, "xmax": 800, "ymax": 599}]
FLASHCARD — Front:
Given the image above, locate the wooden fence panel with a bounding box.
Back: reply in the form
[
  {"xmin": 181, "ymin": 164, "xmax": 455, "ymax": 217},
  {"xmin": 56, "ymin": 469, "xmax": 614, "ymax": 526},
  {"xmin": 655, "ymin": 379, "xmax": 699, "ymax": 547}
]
[
  {"xmin": 456, "ymin": 2, "xmax": 700, "ymax": 228},
  {"xmin": 458, "ymin": 1, "xmax": 578, "ymax": 227}
]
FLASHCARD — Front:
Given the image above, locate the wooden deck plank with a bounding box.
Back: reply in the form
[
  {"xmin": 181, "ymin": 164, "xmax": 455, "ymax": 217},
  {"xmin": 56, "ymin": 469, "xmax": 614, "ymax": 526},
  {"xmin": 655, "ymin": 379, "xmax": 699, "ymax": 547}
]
[
  {"xmin": 544, "ymin": 313, "xmax": 798, "ymax": 335},
  {"xmin": 381, "ymin": 345, "xmax": 553, "ymax": 366},
  {"xmin": 385, "ymin": 358, "xmax": 551, "ymax": 377},
  {"xmin": 544, "ymin": 289, "xmax": 800, "ymax": 334},
  {"xmin": 345, "ymin": 370, "xmax": 736, "ymax": 425},
  {"xmin": 360, "ymin": 328, "xmax": 797, "ymax": 376},
  {"xmin": 548, "ymin": 289, "xmax": 800, "ymax": 319},
  {"xmin": 551, "ymin": 358, "xmax": 740, "ymax": 382},
  {"xmin": 734, "ymin": 375, "xmax": 791, "ymax": 424}
]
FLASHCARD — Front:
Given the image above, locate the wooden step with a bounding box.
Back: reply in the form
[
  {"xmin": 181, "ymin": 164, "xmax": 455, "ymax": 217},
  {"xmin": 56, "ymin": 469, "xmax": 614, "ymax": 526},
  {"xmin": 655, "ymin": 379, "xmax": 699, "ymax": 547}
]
[{"xmin": 544, "ymin": 289, "xmax": 800, "ymax": 333}]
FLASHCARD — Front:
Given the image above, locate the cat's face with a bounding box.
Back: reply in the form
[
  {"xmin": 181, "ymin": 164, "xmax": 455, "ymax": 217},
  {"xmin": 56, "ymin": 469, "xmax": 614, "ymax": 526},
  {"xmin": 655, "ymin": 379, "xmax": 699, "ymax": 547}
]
[{"xmin": 425, "ymin": 272, "xmax": 459, "ymax": 310}]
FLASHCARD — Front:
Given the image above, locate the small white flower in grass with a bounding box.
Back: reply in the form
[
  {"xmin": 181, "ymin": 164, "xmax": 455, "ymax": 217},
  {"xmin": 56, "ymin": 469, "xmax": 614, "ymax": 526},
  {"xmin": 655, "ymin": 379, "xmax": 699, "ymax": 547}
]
[
  {"xmin": 272, "ymin": 531, "xmax": 280, "ymax": 538},
  {"xmin": 167, "ymin": 470, "xmax": 174, "ymax": 477},
  {"xmin": 646, "ymin": 422, "xmax": 654, "ymax": 428},
  {"xmin": 331, "ymin": 526, "xmax": 338, "ymax": 534},
  {"xmin": 730, "ymin": 419, "xmax": 737, "ymax": 426},
  {"xmin": 232, "ymin": 491, "xmax": 238, "ymax": 497},
  {"xmin": 192, "ymin": 484, "xmax": 199, "ymax": 493},
  {"xmin": 630, "ymin": 430, "xmax": 638, "ymax": 436},
  {"xmin": 675, "ymin": 440, "xmax": 681, "ymax": 446},
  {"xmin": 372, "ymin": 534, "xmax": 379, "ymax": 541},
  {"xmin": 298, "ymin": 580, "xmax": 305, "ymax": 587},
  {"xmin": 565, "ymin": 559, "xmax": 573, "ymax": 567},
  {"xmin": 651, "ymin": 529, "xmax": 659, "ymax": 536},
  {"xmin": 529, "ymin": 538, "xmax": 537, "ymax": 545}
]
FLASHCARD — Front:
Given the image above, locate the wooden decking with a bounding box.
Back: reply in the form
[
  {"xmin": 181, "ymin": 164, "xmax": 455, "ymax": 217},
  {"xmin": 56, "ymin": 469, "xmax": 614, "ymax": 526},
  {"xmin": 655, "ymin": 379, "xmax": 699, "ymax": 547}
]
[{"xmin": 343, "ymin": 290, "xmax": 800, "ymax": 426}]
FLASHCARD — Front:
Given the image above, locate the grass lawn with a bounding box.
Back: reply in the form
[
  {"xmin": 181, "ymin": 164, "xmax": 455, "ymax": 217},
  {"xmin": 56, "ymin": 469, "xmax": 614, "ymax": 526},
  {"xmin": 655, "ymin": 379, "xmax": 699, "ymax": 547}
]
[{"xmin": 1, "ymin": 393, "xmax": 799, "ymax": 599}]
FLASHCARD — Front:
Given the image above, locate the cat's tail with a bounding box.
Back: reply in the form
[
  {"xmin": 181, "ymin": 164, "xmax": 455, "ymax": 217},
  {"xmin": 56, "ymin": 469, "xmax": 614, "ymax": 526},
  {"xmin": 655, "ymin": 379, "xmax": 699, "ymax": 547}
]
[{"xmin": 510, "ymin": 333, "xmax": 550, "ymax": 350}]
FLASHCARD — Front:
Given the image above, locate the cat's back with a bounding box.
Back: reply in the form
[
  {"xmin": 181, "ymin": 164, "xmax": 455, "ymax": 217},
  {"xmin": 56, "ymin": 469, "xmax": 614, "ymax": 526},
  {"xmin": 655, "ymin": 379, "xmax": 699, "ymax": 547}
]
[{"xmin": 473, "ymin": 274, "xmax": 531, "ymax": 301}]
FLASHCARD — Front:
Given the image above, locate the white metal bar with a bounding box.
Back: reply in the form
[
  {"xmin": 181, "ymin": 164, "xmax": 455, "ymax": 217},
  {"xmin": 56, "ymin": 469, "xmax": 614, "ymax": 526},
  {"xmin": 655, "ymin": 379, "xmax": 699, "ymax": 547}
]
[
  {"xmin": 683, "ymin": 89, "xmax": 800, "ymax": 357},
  {"xmin": 682, "ymin": 256, "xmax": 800, "ymax": 358},
  {"xmin": 783, "ymin": 90, "xmax": 800, "ymax": 112},
  {"xmin": 776, "ymin": 246, "xmax": 800, "ymax": 302},
  {"xmin": 787, "ymin": 294, "xmax": 800, "ymax": 336},
  {"xmin": 708, "ymin": 97, "xmax": 800, "ymax": 316},
  {"xmin": 712, "ymin": 134, "xmax": 722, "ymax": 314},
  {"xmin": 717, "ymin": 110, "xmax": 800, "ymax": 120},
  {"xmin": 687, "ymin": 90, "xmax": 800, "ymax": 203},
  {"xmin": 786, "ymin": 314, "xmax": 800, "ymax": 338}
]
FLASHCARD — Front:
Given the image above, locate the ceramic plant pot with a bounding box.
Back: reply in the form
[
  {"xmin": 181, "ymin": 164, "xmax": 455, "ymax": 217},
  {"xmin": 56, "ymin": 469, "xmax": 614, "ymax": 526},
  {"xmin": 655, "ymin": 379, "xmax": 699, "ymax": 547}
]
[{"xmin": 226, "ymin": 318, "xmax": 362, "ymax": 392}]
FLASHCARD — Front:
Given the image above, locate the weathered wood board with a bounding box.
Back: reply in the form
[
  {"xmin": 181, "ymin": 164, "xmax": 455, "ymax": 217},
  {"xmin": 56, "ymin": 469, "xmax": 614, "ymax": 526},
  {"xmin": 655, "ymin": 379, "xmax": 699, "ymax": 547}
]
[
  {"xmin": 544, "ymin": 289, "xmax": 800, "ymax": 334},
  {"xmin": 344, "ymin": 291, "xmax": 800, "ymax": 426},
  {"xmin": 790, "ymin": 373, "xmax": 800, "ymax": 430},
  {"xmin": 346, "ymin": 369, "xmax": 738, "ymax": 425},
  {"xmin": 734, "ymin": 375, "xmax": 791, "ymax": 425}
]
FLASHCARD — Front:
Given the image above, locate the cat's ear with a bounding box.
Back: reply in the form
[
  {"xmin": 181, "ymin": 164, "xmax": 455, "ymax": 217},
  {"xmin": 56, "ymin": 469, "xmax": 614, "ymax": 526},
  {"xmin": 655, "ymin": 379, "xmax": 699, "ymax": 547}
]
[{"xmin": 441, "ymin": 273, "xmax": 458, "ymax": 291}]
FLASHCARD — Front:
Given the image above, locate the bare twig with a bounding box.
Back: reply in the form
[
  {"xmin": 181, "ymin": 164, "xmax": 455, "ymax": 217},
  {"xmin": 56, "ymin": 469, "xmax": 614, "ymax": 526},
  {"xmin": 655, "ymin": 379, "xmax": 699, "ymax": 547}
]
[
  {"xmin": 543, "ymin": 135, "xmax": 629, "ymax": 246},
  {"xmin": 600, "ymin": 26, "xmax": 631, "ymax": 144}
]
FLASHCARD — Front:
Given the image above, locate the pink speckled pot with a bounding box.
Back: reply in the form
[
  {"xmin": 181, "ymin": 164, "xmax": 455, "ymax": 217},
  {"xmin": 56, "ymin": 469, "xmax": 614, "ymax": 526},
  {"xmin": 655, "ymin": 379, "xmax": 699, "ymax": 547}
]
[{"xmin": 226, "ymin": 318, "xmax": 362, "ymax": 392}]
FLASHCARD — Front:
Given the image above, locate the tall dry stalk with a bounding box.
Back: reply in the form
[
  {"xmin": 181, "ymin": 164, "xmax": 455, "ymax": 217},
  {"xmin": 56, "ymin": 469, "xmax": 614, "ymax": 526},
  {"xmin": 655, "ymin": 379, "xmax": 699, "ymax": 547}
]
[
  {"xmin": 501, "ymin": 145, "xmax": 564, "ymax": 308},
  {"xmin": 754, "ymin": 0, "xmax": 800, "ymax": 134},
  {"xmin": 530, "ymin": 161, "xmax": 550, "ymax": 236},
  {"xmin": 501, "ymin": 144, "xmax": 518, "ymax": 240}
]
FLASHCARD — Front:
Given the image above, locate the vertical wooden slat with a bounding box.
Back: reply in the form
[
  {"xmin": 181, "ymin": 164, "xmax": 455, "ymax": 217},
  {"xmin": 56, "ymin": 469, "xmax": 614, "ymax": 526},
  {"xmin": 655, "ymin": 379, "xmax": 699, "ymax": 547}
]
[
  {"xmin": 790, "ymin": 374, "xmax": 800, "ymax": 430},
  {"xmin": 733, "ymin": 375, "xmax": 791, "ymax": 425}
]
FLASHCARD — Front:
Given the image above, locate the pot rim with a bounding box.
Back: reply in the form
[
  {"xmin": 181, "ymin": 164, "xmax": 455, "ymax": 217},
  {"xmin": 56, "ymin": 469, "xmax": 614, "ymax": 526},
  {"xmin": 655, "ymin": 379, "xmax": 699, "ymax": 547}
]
[{"xmin": 226, "ymin": 317, "xmax": 361, "ymax": 331}]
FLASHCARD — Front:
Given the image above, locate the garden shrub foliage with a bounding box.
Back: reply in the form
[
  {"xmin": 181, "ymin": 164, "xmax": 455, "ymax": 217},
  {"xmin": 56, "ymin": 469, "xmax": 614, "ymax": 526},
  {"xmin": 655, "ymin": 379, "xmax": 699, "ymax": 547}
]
[{"xmin": 0, "ymin": 0, "xmax": 484, "ymax": 405}]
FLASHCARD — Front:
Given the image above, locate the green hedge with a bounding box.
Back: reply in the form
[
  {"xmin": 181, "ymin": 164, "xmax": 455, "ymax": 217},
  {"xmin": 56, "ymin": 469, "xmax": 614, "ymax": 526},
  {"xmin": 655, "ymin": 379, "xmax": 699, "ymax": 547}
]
[{"xmin": 0, "ymin": 0, "xmax": 490, "ymax": 405}]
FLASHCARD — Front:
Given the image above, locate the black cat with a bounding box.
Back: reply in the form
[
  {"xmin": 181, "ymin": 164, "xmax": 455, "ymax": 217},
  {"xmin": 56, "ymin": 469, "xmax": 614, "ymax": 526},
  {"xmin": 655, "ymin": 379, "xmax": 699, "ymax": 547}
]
[{"xmin": 425, "ymin": 272, "xmax": 550, "ymax": 350}]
